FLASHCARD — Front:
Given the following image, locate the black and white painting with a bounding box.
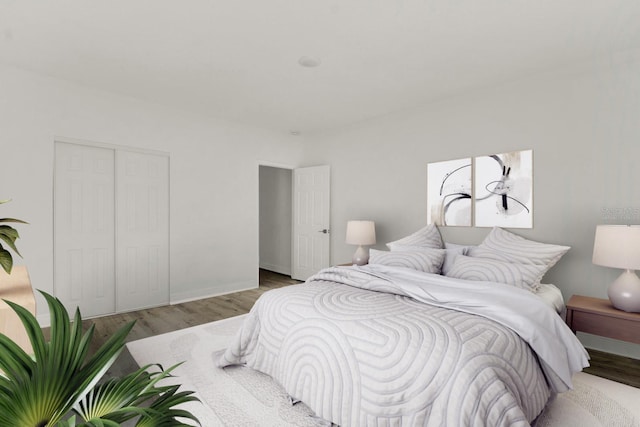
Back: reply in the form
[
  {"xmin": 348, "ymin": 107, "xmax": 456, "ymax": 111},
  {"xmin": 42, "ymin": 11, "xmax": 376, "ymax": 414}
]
[
  {"xmin": 427, "ymin": 158, "xmax": 472, "ymax": 226},
  {"xmin": 474, "ymin": 149, "xmax": 533, "ymax": 228}
]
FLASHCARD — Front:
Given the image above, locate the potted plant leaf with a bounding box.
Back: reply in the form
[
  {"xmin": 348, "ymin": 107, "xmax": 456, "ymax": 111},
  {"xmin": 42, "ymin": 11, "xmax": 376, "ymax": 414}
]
[
  {"xmin": 0, "ymin": 291, "xmax": 200, "ymax": 426},
  {"xmin": 0, "ymin": 198, "xmax": 28, "ymax": 274}
]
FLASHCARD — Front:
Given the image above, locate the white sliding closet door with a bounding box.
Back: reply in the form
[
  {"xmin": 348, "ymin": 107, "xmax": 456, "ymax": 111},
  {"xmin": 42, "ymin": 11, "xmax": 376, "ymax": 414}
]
[
  {"xmin": 54, "ymin": 142, "xmax": 116, "ymax": 317},
  {"xmin": 54, "ymin": 141, "xmax": 169, "ymax": 318},
  {"xmin": 116, "ymin": 151, "xmax": 169, "ymax": 312}
]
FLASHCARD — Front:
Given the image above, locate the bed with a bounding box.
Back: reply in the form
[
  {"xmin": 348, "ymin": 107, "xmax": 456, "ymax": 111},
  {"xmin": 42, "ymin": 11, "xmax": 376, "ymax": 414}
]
[{"xmin": 218, "ymin": 226, "xmax": 589, "ymax": 426}]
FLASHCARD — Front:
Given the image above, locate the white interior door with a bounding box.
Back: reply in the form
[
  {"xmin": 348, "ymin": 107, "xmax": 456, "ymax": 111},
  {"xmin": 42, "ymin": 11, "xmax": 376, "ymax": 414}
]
[
  {"xmin": 292, "ymin": 165, "xmax": 330, "ymax": 281},
  {"xmin": 54, "ymin": 142, "xmax": 116, "ymax": 317},
  {"xmin": 116, "ymin": 150, "xmax": 169, "ymax": 312}
]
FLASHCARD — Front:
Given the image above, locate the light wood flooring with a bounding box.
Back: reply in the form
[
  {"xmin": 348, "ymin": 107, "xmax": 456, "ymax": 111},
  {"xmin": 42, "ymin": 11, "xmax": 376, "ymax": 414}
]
[
  {"xmin": 44, "ymin": 269, "xmax": 640, "ymax": 387},
  {"xmin": 43, "ymin": 269, "xmax": 301, "ymax": 378}
]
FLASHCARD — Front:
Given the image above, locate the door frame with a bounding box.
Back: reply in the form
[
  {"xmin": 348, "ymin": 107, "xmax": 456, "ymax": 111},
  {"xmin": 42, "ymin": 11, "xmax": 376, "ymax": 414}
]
[{"xmin": 256, "ymin": 161, "xmax": 295, "ymax": 285}]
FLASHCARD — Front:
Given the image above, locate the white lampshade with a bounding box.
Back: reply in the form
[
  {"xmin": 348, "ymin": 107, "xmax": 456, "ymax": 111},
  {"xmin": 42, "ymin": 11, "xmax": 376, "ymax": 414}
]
[
  {"xmin": 346, "ymin": 220, "xmax": 376, "ymax": 245},
  {"xmin": 593, "ymin": 225, "xmax": 640, "ymax": 270},
  {"xmin": 346, "ymin": 220, "xmax": 376, "ymax": 266},
  {"xmin": 593, "ymin": 224, "xmax": 640, "ymax": 312}
]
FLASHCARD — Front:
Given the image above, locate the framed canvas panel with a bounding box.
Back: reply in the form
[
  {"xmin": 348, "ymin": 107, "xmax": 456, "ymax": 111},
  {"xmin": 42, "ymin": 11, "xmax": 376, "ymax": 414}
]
[
  {"xmin": 427, "ymin": 158, "xmax": 472, "ymax": 226},
  {"xmin": 474, "ymin": 149, "xmax": 533, "ymax": 228}
]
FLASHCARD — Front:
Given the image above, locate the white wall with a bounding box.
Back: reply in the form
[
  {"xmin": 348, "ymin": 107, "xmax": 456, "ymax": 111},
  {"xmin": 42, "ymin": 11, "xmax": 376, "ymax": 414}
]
[
  {"xmin": 259, "ymin": 166, "xmax": 292, "ymax": 275},
  {"xmin": 0, "ymin": 64, "xmax": 305, "ymax": 324},
  {"xmin": 303, "ymin": 50, "xmax": 640, "ymax": 357},
  {"xmin": 3, "ymin": 48, "xmax": 640, "ymax": 357}
]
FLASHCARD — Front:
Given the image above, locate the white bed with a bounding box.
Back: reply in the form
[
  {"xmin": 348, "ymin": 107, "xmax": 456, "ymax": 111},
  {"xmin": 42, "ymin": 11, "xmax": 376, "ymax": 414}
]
[
  {"xmin": 219, "ymin": 265, "xmax": 587, "ymax": 426},
  {"xmin": 219, "ymin": 226, "xmax": 588, "ymax": 426}
]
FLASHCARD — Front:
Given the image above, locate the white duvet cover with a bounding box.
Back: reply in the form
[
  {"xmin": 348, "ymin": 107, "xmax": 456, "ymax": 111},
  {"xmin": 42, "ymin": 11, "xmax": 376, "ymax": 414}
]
[{"xmin": 219, "ymin": 265, "xmax": 589, "ymax": 426}]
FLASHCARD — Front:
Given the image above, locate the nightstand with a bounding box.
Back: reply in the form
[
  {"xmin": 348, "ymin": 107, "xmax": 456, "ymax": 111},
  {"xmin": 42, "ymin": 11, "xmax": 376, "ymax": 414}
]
[{"xmin": 566, "ymin": 295, "xmax": 640, "ymax": 344}]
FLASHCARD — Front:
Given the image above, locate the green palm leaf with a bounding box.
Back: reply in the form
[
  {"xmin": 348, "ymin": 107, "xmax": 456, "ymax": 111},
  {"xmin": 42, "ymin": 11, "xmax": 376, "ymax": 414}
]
[
  {"xmin": 0, "ymin": 291, "xmax": 199, "ymax": 426},
  {"xmin": 0, "ymin": 224, "xmax": 21, "ymax": 255},
  {"xmin": 138, "ymin": 384, "xmax": 201, "ymax": 427},
  {"xmin": 0, "ymin": 247, "xmax": 13, "ymax": 274},
  {"xmin": 74, "ymin": 364, "xmax": 199, "ymax": 426},
  {"xmin": 0, "ymin": 217, "xmax": 29, "ymax": 224},
  {"xmin": 0, "ymin": 198, "xmax": 27, "ymax": 273}
]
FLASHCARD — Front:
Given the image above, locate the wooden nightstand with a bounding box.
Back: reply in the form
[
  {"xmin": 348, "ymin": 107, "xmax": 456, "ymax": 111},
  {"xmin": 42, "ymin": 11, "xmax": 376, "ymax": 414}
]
[{"xmin": 566, "ymin": 295, "xmax": 640, "ymax": 344}]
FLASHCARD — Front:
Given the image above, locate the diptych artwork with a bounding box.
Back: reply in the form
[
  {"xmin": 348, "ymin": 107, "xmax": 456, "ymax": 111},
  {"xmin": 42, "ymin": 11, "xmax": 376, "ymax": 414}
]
[
  {"xmin": 427, "ymin": 149, "xmax": 533, "ymax": 228},
  {"xmin": 426, "ymin": 158, "xmax": 472, "ymax": 226},
  {"xmin": 474, "ymin": 149, "xmax": 532, "ymax": 228}
]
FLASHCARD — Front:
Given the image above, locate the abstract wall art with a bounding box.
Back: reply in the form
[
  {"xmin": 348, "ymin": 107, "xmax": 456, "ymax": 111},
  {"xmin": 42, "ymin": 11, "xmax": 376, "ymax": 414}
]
[
  {"xmin": 427, "ymin": 157, "xmax": 472, "ymax": 226},
  {"xmin": 474, "ymin": 149, "xmax": 533, "ymax": 228}
]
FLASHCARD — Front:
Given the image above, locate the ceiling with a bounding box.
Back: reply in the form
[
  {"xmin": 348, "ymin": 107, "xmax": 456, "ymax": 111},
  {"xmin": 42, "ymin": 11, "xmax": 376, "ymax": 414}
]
[{"xmin": 1, "ymin": 1, "xmax": 640, "ymax": 134}]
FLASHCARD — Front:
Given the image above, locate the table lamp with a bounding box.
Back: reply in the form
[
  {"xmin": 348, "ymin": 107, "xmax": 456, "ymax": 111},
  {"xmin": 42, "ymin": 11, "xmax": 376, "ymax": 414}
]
[
  {"xmin": 346, "ymin": 220, "xmax": 376, "ymax": 265},
  {"xmin": 592, "ymin": 224, "xmax": 640, "ymax": 312}
]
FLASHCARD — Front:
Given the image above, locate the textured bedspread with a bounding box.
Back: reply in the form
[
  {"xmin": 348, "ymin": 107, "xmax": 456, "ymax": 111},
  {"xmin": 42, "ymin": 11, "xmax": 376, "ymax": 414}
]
[{"xmin": 219, "ymin": 265, "xmax": 589, "ymax": 426}]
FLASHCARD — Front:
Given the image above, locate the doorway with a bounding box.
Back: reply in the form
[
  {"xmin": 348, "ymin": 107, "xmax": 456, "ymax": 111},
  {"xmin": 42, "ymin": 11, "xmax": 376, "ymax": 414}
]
[
  {"xmin": 258, "ymin": 163, "xmax": 331, "ymax": 283},
  {"xmin": 259, "ymin": 165, "xmax": 293, "ymax": 277}
]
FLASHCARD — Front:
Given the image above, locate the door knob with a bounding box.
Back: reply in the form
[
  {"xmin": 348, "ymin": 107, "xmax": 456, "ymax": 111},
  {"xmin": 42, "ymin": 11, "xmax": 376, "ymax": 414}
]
[{"xmin": 318, "ymin": 229, "xmax": 330, "ymax": 234}]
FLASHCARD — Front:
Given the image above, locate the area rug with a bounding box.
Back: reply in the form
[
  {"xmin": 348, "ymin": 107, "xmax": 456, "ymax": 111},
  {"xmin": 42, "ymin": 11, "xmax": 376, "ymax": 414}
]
[{"xmin": 126, "ymin": 315, "xmax": 640, "ymax": 427}]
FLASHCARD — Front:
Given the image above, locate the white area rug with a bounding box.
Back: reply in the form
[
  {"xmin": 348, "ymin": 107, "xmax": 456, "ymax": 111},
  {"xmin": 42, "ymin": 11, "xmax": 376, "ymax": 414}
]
[{"xmin": 126, "ymin": 315, "xmax": 640, "ymax": 427}]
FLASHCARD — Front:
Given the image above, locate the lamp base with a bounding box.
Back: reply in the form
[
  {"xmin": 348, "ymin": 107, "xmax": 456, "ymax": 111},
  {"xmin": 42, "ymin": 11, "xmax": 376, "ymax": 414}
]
[
  {"xmin": 608, "ymin": 270, "xmax": 640, "ymax": 312},
  {"xmin": 352, "ymin": 245, "xmax": 369, "ymax": 266}
]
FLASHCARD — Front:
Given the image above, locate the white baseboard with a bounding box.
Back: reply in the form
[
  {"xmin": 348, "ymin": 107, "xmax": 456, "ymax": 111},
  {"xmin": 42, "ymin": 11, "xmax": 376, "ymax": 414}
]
[
  {"xmin": 170, "ymin": 280, "xmax": 257, "ymax": 305},
  {"xmin": 259, "ymin": 262, "xmax": 291, "ymax": 276},
  {"xmin": 35, "ymin": 280, "xmax": 258, "ymax": 328}
]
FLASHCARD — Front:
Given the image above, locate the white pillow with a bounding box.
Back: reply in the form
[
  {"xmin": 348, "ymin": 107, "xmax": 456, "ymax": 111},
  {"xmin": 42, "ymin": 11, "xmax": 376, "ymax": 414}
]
[
  {"xmin": 467, "ymin": 227, "xmax": 570, "ymax": 283},
  {"xmin": 477, "ymin": 227, "xmax": 570, "ymax": 266},
  {"xmin": 441, "ymin": 248, "xmax": 466, "ymax": 276},
  {"xmin": 444, "ymin": 254, "xmax": 544, "ymax": 291},
  {"xmin": 369, "ymin": 248, "xmax": 445, "ymax": 274},
  {"xmin": 386, "ymin": 224, "xmax": 444, "ymax": 250},
  {"xmin": 391, "ymin": 243, "xmax": 463, "ymax": 276}
]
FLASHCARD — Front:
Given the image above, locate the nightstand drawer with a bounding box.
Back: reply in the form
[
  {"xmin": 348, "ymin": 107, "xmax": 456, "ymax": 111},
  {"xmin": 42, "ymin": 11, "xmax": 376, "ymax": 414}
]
[
  {"xmin": 571, "ymin": 311, "xmax": 640, "ymax": 344},
  {"xmin": 567, "ymin": 295, "xmax": 640, "ymax": 345}
]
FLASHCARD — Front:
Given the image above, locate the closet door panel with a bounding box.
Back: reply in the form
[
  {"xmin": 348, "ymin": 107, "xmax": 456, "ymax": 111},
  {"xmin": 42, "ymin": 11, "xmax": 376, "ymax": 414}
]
[
  {"xmin": 116, "ymin": 151, "xmax": 169, "ymax": 312},
  {"xmin": 54, "ymin": 142, "xmax": 116, "ymax": 317}
]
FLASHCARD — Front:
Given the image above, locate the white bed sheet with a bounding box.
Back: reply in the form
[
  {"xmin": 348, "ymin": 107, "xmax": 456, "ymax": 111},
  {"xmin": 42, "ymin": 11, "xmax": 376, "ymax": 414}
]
[{"xmin": 536, "ymin": 283, "xmax": 565, "ymax": 316}]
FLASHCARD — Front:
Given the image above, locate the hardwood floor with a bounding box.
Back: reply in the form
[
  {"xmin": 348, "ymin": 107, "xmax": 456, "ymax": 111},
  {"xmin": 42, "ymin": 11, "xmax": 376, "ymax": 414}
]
[
  {"xmin": 584, "ymin": 348, "xmax": 640, "ymax": 388},
  {"xmin": 43, "ymin": 269, "xmax": 301, "ymax": 378},
  {"xmin": 44, "ymin": 270, "xmax": 640, "ymax": 387}
]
